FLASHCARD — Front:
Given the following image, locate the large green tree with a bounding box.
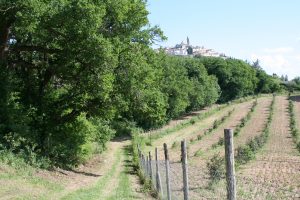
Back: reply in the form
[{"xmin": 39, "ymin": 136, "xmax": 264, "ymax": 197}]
[
  {"xmin": 0, "ymin": 0, "xmax": 163, "ymax": 166},
  {"xmin": 198, "ymin": 57, "xmax": 258, "ymax": 102}
]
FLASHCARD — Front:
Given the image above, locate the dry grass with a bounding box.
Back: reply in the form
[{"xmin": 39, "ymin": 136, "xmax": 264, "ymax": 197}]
[
  {"xmin": 236, "ymin": 96, "xmax": 300, "ymax": 199},
  {"xmin": 144, "ymin": 100, "xmax": 254, "ymax": 161},
  {"xmin": 140, "ymin": 96, "xmax": 300, "ymax": 200},
  {"xmin": 0, "ymin": 139, "xmax": 153, "ymax": 200},
  {"xmin": 233, "ymin": 97, "xmax": 272, "ymax": 148}
]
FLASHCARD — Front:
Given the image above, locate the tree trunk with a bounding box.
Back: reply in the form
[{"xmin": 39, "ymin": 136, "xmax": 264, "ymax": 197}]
[{"xmin": 0, "ymin": 23, "xmax": 9, "ymax": 60}]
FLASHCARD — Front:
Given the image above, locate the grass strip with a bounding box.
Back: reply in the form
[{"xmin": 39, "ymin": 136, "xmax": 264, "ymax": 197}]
[
  {"xmin": 142, "ymin": 96, "xmax": 256, "ymax": 146},
  {"xmin": 190, "ymin": 108, "xmax": 234, "ymax": 155},
  {"xmin": 61, "ymin": 149, "xmax": 121, "ymax": 200},
  {"xmin": 106, "ymin": 146, "xmax": 133, "ymax": 200},
  {"xmin": 235, "ymin": 95, "xmax": 275, "ymax": 165},
  {"xmin": 206, "ymin": 96, "xmax": 275, "ymax": 184},
  {"xmin": 209, "ymin": 99, "xmax": 258, "ymax": 150},
  {"xmin": 288, "ymin": 98, "xmax": 300, "ymax": 152}
]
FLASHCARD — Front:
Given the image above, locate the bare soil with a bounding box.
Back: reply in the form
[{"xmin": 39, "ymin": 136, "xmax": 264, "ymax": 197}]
[
  {"xmin": 237, "ymin": 96, "xmax": 300, "ymax": 199},
  {"xmin": 145, "ymin": 100, "xmax": 254, "ymax": 161},
  {"xmin": 233, "ymin": 96, "xmax": 272, "ymax": 147},
  {"xmin": 146, "ymin": 96, "xmax": 300, "ymax": 200},
  {"xmin": 187, "ymin": 100, "xmax": 254, "ymax": 160},
  {"xmin": 148, "ymin": 99, "xmax": 257, "ymax": 199}
]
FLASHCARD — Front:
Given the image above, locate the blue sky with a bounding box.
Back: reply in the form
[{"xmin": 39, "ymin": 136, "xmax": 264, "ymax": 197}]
[{"xmin": 147, "ymin": 0, "xmax": 300, "ymax": 79}]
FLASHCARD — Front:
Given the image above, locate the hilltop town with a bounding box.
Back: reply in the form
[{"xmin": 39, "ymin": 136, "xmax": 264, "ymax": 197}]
[{"xmin": 163, "ymin": 37, "xmax": 227, "ymax": 58}]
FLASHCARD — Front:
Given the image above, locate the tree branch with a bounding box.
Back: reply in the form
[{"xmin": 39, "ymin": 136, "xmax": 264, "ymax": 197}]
[{"xmin": 10, "ymin": 45, "xmax": 61, "ymax": 54}]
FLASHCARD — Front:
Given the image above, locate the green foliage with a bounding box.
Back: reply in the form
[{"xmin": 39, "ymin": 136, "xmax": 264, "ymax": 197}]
[
  {"xmin": 236, "ymin": 145, "xmax": 255, "ymax": 164},
  {"xmin": 171, "ymin": 141, "xmax": 179, "ymax": 149},
  {"xmin": 255, "ymin": 69, "xmax": 282, "ymax": 93},
  {"xmin": 0, "ymin": 0, "xmax": 160, "ymax": 167},
  {"xmin": 234, "ymin": 100, "xmax": 257, "ymax": 137},
  {"xmin": 194, "ymin": 149, "xmax": 203, "ymax": 157},
  {"xmin": 111, "ymin": 120, "xmax": 137, "ymax": 137},
  {"xmin": 197, "ymin": 134, "xmax": 203, "ymax": 141},
  {"xmin": 45, "ymin": 115, "xmax": 115, "ymax": 167},
  {"xmin": 197, "ymin": 57, "xmax": 260, "ymax": 102},
  {"xmin": 235, "ymin": 96, "xmax": 275, "ymax": 165},
  {"xmin": 207, "ymin": 154, "xmax": 225, "ymax": 182},
  {"xmin": 288, "ymin": 99, "xmax": 300, "ymax": 152},
  {"xmin": 207, "ymin": 109, "xmax": 234, "ymax": 135},
  {"xmin": 0, "ymin": 0, "xmax": 282, "ymax": 169},
  {"xmin": 161, "ymin": 56, "xmax": 220, "ymax": 119}
]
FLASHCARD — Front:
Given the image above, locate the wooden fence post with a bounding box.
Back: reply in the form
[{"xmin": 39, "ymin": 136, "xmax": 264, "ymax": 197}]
[
  {"xmin": 181, "ymin": 139, "xmax": 189, "ymax": 200},
  {"xmin": 164, "ymin": 143, "xmax": 172, "ymax": 200},
  {"xmin": 137, "ymin": 145, "xmax": 142, "ymax": 167},
  {"xmin": 141, "ymin": 154, "xmax": 145, "ymax": 173},
  {"xmin": 224, "ymin": 129, "xmax": 236, "ymax": 200},
  {"xmin": 146, "ymin": 155, "xmax": 150, "ymax": 177},
  {"xmin": 155, "ymin": 147, "xmax": 163, "ymax": 197},
  {"xmin": 149, "ymin": 151, "xmax": 153, "ymax": 181}
]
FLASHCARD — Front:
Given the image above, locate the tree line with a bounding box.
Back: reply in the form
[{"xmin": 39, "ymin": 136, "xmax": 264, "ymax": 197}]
[{"xmin": 0, "ymin": 0, "xmax": 281, "ymax": 167}]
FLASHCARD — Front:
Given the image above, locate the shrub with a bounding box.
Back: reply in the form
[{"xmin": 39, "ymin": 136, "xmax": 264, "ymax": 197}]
[
  {"xmin": 236, "ymin": 145, "xmax": 255, "ymax": 165},
  {"xmin": 172, "ymin": 141, "xmax": 179, "ymax": 149},
  {"xmin": 217, "ymin": 137, "xmax": 224, "ymax": 146},
  {"xmin": 207, "ymin": 154, "xmax": 225, "ymax": 182},
  {"xmin": 194, "ymin": 149, "xmax": 203, "ymax": 157},
  {"xmin": 48, "ymin": 115, "xmax": 115, "ymax": 167},
  {"xmin": 197, "ymin": 134, "xmax": 202, "ymax": 140},
  {"xmin": 288, "ymin": 99, "xmax": 300, "ymax": 153},
  {"xmin": 190, "ymin": 119, "xmax": 196, "ymax": 125},
  {"xmin": 235, "ymin": 96, "xmax": 275, "ymax": 166},
  {"xmin": 112, "ymin": 120, "xmax": 137, "ymax": 137},
  {"xmin": 213, "ymin": 120, "xmax": 218, "ymax": 129}
]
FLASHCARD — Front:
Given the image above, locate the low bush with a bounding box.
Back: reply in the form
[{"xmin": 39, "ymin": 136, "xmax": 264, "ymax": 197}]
[
  {"xmin": 288, "ymin": 99, "xmax": 300, "ymax": 152},
  {"xmin": 197, "ymin": 134, "xmax": 202, "ymax": 140},
  {"xmin": 171, "ymin": 141, "xmax": 179, "ymax": 149},
  {"xmin": 235, "ymin": 96, "xmax": 275, "ymax": 165},
  {"xmin": 194, "ymin": 149, "xmax": 203, "ymax": 157},
  {"xmin": 236, "ymin": 145, "xmax": 255, "ymax": 164},
  {"xmin": 234, "ymin": 100, "xmax": 258, "ymax": 137},
  {"xmin": 207, "ymin": 154, "xmax": 225, "ymax": 182}
]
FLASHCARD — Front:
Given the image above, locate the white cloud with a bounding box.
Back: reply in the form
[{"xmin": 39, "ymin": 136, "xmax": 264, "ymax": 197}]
[
  {"xmin": 296, "ymin": 37, "xmax": 300, "ymax": 42},
  {"xmin": 251, "ymin": 54, "xmax": 288, "ymax": 70},
  {"xmin": 250, "ymin": 53, "xmax": 300, "ymax": 79},
  {"xmin": 262, "ymin": 47, "xmax": 294, "ymax": 54},
  {"xmin": 249, "ymin": 46, "xmax": 300, "ymax": 79}
]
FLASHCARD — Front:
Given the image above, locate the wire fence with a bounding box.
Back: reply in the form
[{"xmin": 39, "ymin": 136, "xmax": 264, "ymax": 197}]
[
  {"xmin": 137, "ymin": 137, "xmax": 229, "ymax": 200},
  {"xmin": 137, "ymin": 129, "xmax": 300, "ymax": 200}
]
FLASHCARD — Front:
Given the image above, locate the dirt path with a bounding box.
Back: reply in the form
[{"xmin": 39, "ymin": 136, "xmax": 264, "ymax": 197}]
[
  {"xmin": 148, "ymin": 104, "xmax": 220, "ymax": 135},
  {"xmin": 144, "ymin": 105, "xmax": 233, "ymax": 158},
  {"xmin": 25, "ymin": 138, "xmax": 153, "ymax": 200},
  {"xmin": 233, "ymin": 96, "xmax": 272, "ymax": 147},
  {"xmin": 145, "ymin": 100, "xmax": 256, "ymax": 200},
  {"xmin": 136, "ymin": 95, "xmax": 300, "ymax": 200},
  {"xmin": 94, "ymin": 141, "xmax": 127, "ymax": 199},
  {"xmin": 187, "ymin": 100, "xmax": 253, "ymax": 160},
  {"xmin": 237, "ymin": 96, "xmax": 300, "ymax": 199},
  {"xmin": 145, "ymin": 100, "xmax": 255, "ymax": 161}
]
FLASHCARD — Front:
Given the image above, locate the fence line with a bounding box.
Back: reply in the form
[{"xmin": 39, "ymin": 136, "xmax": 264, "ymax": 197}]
[{"xmin": 137, "ymin": 129, "xmax": 237, "ymax": 200}]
